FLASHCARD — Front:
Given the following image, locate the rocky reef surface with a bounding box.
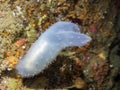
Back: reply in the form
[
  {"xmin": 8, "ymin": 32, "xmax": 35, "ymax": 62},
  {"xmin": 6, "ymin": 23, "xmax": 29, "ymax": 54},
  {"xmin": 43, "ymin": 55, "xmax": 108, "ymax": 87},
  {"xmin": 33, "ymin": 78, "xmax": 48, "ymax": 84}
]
[{"xmin": 0, "ymin": 0, "xmax": 120, "ymax": 90}]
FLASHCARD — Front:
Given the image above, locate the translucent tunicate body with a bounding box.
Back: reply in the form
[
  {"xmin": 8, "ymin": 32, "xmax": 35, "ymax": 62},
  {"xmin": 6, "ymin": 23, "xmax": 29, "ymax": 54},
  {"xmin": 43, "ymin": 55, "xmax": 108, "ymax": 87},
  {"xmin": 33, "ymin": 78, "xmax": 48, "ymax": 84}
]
[{"xmin": 15, "ymin": 21, "xmax": 91, "ymax": 77}]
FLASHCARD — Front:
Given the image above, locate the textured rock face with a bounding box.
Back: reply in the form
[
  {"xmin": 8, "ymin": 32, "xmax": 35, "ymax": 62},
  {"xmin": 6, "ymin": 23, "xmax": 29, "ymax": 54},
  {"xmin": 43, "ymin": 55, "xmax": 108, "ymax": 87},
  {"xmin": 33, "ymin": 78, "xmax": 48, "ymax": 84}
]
[{"xmin": 0, "ymin": 0, "xmax": 119, "ymax": 90}]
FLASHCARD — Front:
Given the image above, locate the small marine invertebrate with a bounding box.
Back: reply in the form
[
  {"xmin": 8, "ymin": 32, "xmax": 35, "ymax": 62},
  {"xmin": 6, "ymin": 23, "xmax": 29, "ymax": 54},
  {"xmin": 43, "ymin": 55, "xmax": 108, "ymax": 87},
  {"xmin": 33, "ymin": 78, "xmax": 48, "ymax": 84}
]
[
  {"xmin": 14, "ymin": 39, "xmax": 26, "ymax": 47},
  {"xmin": 15, "ymin": 21, "xmax": 91, "ymax": 77},
  {"xmin": 89, "ymin": 25, "xmax": 97, "ymax": 34}
]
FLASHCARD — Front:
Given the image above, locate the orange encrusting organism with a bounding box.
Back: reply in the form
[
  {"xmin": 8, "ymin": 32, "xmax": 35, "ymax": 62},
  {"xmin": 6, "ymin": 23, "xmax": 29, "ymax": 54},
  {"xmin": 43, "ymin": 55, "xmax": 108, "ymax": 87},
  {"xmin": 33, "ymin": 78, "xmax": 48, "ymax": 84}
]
[
  {"xmin": 6, "ymin": 56, "xmax": 18, "ymax": 68},
  {"xmin": 3, "ymin": 39, "xmax": 26, "ymax": 69}
]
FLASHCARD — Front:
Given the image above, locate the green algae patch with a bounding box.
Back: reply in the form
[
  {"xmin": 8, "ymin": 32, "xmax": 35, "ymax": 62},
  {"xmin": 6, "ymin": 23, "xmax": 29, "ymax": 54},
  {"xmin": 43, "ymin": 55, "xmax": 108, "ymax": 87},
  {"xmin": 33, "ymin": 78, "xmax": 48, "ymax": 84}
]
[{"xmin": 6, "ymin": 78, "xmax": 22, "ymax": 90}]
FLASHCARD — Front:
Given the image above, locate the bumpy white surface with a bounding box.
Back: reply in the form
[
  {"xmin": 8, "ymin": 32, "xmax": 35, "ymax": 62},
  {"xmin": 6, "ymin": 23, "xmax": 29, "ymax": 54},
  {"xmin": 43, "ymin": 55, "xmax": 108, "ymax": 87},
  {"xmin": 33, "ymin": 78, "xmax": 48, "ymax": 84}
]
[{"xmin": 15, "ymin": 21, "xmax": 91, "ymax": 77}]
